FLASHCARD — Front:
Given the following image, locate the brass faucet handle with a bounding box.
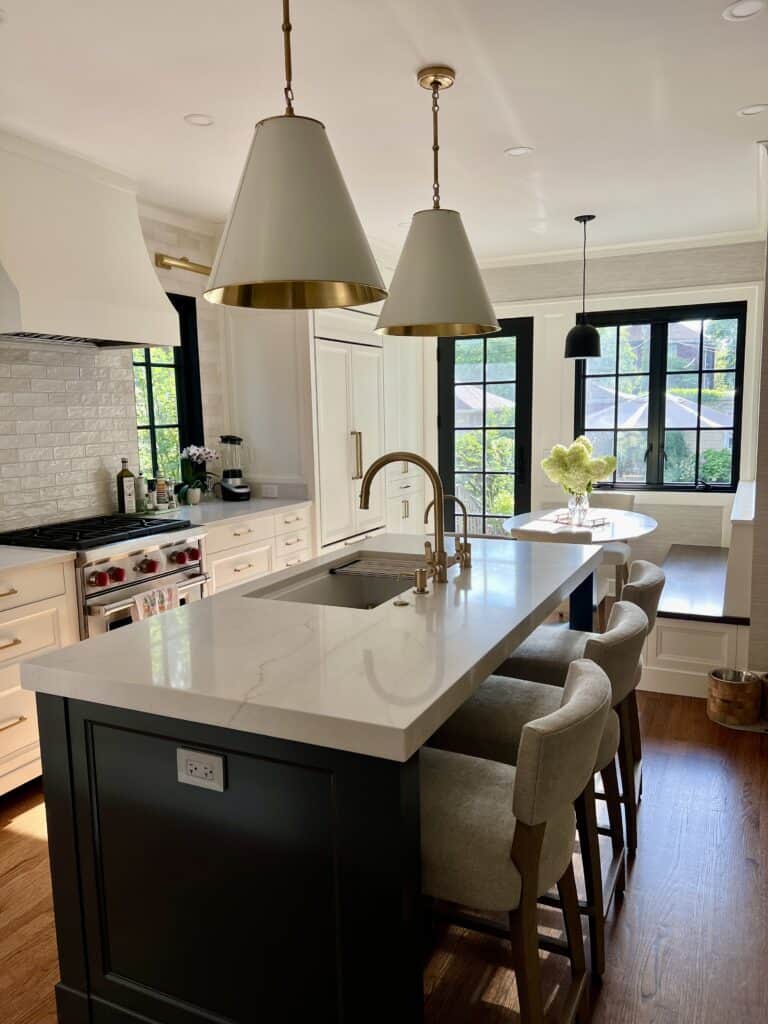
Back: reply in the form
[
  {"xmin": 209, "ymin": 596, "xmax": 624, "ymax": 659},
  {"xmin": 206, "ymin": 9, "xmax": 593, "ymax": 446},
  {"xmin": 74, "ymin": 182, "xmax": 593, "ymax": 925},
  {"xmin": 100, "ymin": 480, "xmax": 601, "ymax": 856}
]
[
  {"xmin": 424, "ymin": 540, "xmax": 435, "ymax": 566},
  {"xmin": 461, "ymin": 540, "xmax": 472, "ymax": 568}
]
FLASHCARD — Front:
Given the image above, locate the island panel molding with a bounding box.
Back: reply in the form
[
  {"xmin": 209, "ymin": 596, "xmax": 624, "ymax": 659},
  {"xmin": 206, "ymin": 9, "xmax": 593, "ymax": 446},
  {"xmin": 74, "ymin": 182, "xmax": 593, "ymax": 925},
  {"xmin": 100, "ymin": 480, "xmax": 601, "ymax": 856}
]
[{"xmin": 37, "ymin": 694, "xmax": 422, "ymax": 1024}]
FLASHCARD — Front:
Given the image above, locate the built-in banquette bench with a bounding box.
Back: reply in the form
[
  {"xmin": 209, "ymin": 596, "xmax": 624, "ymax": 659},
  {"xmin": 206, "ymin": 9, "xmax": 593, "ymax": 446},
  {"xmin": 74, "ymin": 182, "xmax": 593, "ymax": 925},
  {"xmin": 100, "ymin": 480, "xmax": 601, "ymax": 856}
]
[{"xmin": 640, "ymin": 481, "xmax": 753, "ymax": 697}]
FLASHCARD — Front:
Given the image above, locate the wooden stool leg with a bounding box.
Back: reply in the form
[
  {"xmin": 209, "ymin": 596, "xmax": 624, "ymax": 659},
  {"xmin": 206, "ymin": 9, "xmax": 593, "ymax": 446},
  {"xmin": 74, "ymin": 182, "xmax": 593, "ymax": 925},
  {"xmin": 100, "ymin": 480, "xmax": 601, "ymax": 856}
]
[
  {"xmin": 558, "ymin": 861, "xmax": 589, "ymax": 1023},
  {"xmin": 627, "ymin": 689, "xmax": 643, "ymax": 796},
  {"xmin": 615, "ymin": 564, "xmax": 624, "ymax": 600},
  {"xmin": 575, "ymin": 779, "xmax": 605, "ymax": 975},
  {"xmin": 617, "ymin": 699, "xmax": 639, "ymax": 855},
  {"xmin": 600, "ymin": 758, "xmax": 626, "ymax": 896},
  {"xmin": 508, "ymin": 903, "xmax": 543, "ymax": 1023}
]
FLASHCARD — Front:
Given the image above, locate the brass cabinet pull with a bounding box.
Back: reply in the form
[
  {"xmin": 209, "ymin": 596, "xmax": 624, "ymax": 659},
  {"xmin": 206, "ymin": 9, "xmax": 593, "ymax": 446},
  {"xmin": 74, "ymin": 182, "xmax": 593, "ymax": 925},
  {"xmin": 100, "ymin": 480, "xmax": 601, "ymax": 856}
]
[
  {"xmin": 0, "ymin": 586, "xmax": 19, "ymax": 599},
  {"xmin": 233, "ymin": 563, "xmax": 255, "ymax": 573},
  {"xmin": 285, "ymin": 559, "xmax": 303, "ymax": 567},
  {"xmin": 233, "ymin": 528, "xmax": 254, "ymax": 537},
  {"xmin": 0, "ymin": 637, "xmax": 22, "ymax": 652},
  {"xmin": 405, "ymin": 499, "xmax": 410, "ymax": 519},
  {"xmin": 284, "ymin": 538, "xmax": 301, "ymax": 546},
  {"xmin": 350, "ymin": 431, "xmax": 363, "ymax": 480},
  {"xmin": 283, "ymin": 516, "xmax": 301, "ymax": 525},
  {"xmin": 399, "ymin": 484, "xmax": 411, "ymax": 490},
  {"xmin": 401, "ymin": 461, "xmax": 409, "ymax": 474},
  {"xmin": 0, "ymin": 715, "xmax": 27, "ymax": 733}
]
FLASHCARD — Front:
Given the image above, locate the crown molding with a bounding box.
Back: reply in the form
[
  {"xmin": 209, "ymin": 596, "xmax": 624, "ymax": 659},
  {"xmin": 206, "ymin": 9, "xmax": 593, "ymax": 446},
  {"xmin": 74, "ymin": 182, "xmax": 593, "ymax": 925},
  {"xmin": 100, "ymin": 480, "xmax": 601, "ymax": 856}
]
[
  {"xmin": 477, "ymin": 229, "xmax": 766, "ymax": 269},
  {"xmin": 137, "ymin": 200, "xmax": 223, "ymax": 240}
]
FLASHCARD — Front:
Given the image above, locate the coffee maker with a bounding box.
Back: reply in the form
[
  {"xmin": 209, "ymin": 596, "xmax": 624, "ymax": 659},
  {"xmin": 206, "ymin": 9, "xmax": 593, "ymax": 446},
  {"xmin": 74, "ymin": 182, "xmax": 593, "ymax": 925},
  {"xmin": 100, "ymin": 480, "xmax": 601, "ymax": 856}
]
[{"xmin": 219, "ymin": 435, "xmax": 251, "ymax": 501}]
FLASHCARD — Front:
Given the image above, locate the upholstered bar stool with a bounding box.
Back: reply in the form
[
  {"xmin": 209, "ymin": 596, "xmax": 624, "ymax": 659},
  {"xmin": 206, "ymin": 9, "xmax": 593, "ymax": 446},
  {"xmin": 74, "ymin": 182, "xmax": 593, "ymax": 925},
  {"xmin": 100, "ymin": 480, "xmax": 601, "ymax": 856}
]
[
  {"xmin": 421, "ymin": 660, "xmax": 611, "ymax": 1023},
  {"xmin": 611, "ymin": 560, "xmax": 666, "ymax": 844},
  {"xmin": 431, "ymin": 603, "xmax": 646, "ymax": 976},
  {"xmin": 589, "ymin": 492, "xmax": 636, "ymax": 598}
]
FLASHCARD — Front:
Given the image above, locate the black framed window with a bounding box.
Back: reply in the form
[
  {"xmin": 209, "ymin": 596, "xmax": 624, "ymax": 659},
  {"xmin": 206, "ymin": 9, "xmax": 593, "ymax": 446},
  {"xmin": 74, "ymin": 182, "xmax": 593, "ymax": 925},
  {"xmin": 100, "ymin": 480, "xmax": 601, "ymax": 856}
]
[
  {"xmin": 438, "ymin": 318, "xmax": 533, "ymax": 535},
  {"xmin": 132, "ymin": 293, "xmax": 204, "ymax": 480},
  {"xmin": 575, "ymin": 301, "xmax": 746, "ymax": 491}
]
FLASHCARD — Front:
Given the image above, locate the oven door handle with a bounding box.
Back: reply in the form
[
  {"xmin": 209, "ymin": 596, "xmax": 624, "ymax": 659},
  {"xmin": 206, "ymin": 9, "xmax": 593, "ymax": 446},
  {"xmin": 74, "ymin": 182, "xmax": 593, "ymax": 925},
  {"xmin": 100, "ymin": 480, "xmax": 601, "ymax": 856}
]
[{"xmin": 87, "ymin": 574, "xmax": 210, "ymax": 618}]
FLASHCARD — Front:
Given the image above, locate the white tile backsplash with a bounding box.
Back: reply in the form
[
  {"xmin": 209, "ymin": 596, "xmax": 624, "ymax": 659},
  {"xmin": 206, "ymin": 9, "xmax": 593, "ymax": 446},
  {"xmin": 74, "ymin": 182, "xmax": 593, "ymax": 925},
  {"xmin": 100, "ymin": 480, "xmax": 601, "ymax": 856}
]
[{"xmin": 0, "ymin": 340, "xmax": 138, "ymax": 527}]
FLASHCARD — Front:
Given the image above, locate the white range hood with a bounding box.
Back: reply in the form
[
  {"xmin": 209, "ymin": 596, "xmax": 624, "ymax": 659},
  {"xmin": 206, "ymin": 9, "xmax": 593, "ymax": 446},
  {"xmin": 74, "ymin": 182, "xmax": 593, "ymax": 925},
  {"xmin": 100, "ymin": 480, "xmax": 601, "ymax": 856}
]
[{"xmin": 0, "ymin": 130, "xmax": 179, "ymax": 348}]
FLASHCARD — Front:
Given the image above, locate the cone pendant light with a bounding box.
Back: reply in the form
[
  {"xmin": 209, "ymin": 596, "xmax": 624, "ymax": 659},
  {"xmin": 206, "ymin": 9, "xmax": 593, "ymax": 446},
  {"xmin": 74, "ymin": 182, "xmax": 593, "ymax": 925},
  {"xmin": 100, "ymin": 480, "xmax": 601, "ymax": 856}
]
[
  {"xmin": 564, "ymin": 214, "xmax": 601, "ymax": 359},
  {"xmin": 204, "ymin": 1, "xmax": 386, "ymax": 310},
  {"xmin": 376, "ymin": 67, "xmax": 499, "ymax": 337}
]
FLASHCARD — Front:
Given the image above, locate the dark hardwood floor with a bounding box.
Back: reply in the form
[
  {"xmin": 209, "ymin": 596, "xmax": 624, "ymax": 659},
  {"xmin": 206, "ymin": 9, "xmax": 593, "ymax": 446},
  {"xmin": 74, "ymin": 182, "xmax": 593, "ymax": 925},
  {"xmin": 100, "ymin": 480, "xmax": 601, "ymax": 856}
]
[{"xmin": 1, "ymin": 693, "xmax": 767, "ymax": 1023}]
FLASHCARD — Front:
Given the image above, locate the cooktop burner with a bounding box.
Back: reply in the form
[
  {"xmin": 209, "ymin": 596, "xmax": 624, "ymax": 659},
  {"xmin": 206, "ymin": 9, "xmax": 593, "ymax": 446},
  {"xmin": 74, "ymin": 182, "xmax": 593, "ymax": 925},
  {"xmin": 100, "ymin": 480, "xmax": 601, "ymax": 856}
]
[{"xmin": 0, "ymin": 515, "xmax": 191, "ymax": 551}]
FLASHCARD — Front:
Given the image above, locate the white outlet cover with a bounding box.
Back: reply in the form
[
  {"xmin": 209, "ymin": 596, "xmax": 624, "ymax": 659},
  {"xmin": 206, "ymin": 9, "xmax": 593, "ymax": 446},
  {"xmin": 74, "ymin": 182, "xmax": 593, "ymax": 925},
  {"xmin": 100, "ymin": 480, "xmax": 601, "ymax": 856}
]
[{"xmin": 176, "ymin": 747, "xmax": 226, "ymax": 792}]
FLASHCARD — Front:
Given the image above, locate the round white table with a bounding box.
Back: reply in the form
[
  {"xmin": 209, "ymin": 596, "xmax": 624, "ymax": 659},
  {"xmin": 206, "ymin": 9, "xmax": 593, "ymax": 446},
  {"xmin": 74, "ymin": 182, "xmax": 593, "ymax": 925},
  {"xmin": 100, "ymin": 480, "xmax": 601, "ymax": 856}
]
[
  {"xmin": 503, "ymin": 507, "xmax": 658, "ymax": 544},
  {"xmin": 503, "ymin": 507, "xmax": 658, "ymax": 629}
]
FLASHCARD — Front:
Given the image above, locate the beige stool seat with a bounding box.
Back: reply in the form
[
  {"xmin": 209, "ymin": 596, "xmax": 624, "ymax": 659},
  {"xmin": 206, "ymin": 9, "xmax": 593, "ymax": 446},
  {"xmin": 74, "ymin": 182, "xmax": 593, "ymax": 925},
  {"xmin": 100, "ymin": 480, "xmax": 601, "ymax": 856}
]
[
  {"xmin": 421, "ymin": 749, "xmax": 576, "ymax": 910},
  {"xmin": 432, "ymin": 675, "xmax": 620, "ymax": 774},
  {"xmin": 601, "ymin": 540, "xmax": 631, "ymax": 566}
]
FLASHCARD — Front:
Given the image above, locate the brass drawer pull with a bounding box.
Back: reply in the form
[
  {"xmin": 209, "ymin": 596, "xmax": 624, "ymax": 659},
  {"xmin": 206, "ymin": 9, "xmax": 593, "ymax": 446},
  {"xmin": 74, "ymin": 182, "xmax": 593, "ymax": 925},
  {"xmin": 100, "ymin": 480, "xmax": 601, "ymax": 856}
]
[
  {"xmin": 351, "ymin": 431, "xmax": 363, "ymax": 480},
  {"xmin": 233, "ymin": 528, "xmax": 254, "ymax": 537},
  {"xmin": 283, "ymin": 516, "xmax": 301, "ymax": 524},
  {"xmin": 401, "ymin": 461, "xmax": 409, "ymax": 474},
  {"xmin": 0, "ymin": 637, "xmax": 22, "ymax": 652},
  {"xmin": 285, "ymin": 559, "xmax": 303, "ymax": 567},
  {"xmin": 0, "ymin": 587, "xmax": 19, "ymax": 599},
  {"xmin": 0, "ymin": 715, "xmax": 27, "ymax": 733},
  {"xmin": 233, "ymin": 563, "xmax": 255, "ymax": 573},
  {"xmin": 284, "ymin": 538, "xmax": 301, "ymax": 546},
  {"xmin": 399, "ymin": 484, "xmax": 411, "ymax": 490}
]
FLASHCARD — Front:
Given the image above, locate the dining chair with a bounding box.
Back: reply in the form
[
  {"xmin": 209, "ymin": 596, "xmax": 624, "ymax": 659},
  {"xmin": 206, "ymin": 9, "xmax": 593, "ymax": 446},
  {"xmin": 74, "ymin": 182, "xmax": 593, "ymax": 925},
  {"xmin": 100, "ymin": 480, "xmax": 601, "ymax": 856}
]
[
  {"xmin": 514, "ymin": 527, "xmax": 610, "ymax": 631},
  {"xmin": 589, "ymin": 491, "xmax": 636, "ymax": 598},
  {"xmin": 421, "ymin": 659, "xmax": 611, "ymax": 1022},
  {"xmin": 431, "ymin": 601, "xmax": 646, "ymax": 976}
]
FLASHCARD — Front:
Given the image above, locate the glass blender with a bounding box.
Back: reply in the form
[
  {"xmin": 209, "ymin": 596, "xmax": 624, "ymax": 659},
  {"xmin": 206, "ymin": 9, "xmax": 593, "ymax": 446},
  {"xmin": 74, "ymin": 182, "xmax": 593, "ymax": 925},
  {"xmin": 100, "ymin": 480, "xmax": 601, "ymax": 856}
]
[{"xmin": 219, "ymin": 435, "xmax": 251, "ymax": 501}]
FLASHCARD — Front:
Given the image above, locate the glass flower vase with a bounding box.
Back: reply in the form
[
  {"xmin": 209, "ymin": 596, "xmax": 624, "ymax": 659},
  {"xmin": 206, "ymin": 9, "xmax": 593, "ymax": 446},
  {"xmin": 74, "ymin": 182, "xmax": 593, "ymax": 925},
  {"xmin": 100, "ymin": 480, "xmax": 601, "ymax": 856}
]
[{"xmin": 567, "ymin": 492, "xmax": 589, "ymax": 526}]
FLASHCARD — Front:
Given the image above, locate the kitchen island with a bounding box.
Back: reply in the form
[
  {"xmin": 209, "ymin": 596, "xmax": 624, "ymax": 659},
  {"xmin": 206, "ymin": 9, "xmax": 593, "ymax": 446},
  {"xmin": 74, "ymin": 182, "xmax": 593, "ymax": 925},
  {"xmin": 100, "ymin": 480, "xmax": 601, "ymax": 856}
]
[{"xmin": 23, "ymin": 534, "xmax": 601, "ymax": 1024}]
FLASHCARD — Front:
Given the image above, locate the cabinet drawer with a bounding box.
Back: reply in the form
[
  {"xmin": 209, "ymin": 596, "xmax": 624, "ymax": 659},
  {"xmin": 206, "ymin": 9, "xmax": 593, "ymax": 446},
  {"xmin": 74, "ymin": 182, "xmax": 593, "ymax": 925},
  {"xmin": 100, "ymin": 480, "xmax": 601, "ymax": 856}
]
[
  {"xmin": 205, "ymin": 516, "xmax": 276, "ymax": 555},
  {"xmin": 210, "ymin": 542, "xmax": 275, "ymax": 592},
  {"xmin": 274, "ymin": 506, "xmax": 311, "ymax": 536},
  {"xmin": 0, "ymin": 599, "xmax": 66, "ymax": 668},
  {"xmin": 386, "ymin": 474, "xmax": 424, "ymax": 500},
  {"xmin": 0, "ymin": 678, "xmax": 38, "ymax": 769},
  {"xmin": 276, "ymin": 530, "xmax": 309, "ymax": 558},
  {"xmin": 275, "ymin": 552, "xmax": 310, "ymax": 572},
  {"xmin": 0, "ymin": 561, "xmax": 67, "ymax": 613},
  {"xmin": 385, "ymin": 460, "xmax": 419, "ymax": 485}
]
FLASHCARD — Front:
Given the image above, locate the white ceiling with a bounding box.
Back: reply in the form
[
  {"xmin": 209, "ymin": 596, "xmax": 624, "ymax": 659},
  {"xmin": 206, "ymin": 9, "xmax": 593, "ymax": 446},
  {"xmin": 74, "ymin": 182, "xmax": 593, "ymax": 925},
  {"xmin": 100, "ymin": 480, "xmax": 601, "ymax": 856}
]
[{"xmin": 1, "ymin": 0, "xmax": 767, "ymax": 260}]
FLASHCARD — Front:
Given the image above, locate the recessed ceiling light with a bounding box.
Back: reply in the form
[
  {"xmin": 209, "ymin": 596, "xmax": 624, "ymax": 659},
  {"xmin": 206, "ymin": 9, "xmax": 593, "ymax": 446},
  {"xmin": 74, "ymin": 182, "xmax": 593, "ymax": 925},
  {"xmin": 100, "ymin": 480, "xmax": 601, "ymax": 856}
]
[
  {"xmin": 504, "ymin": 146, "xmax": 534, "ymax": 157},
  {"xmin": 723, "ymin": 0, "xmax": 765, "ymax": 20},
  {"xmin": 738, "ymin": 103, "xmax": 768, "ymax": 116},
  {"xmin": 184, "ymin": 113, "xmax": 214, "ymax": 127}
]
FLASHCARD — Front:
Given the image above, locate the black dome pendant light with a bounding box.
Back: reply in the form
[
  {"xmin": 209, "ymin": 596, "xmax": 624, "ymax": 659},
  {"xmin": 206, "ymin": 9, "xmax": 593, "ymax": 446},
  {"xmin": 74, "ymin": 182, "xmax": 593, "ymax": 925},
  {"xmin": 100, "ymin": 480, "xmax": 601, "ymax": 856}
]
[{"xmin": 565, "ymin": 214, "xmax": 601, "ymax": 359}]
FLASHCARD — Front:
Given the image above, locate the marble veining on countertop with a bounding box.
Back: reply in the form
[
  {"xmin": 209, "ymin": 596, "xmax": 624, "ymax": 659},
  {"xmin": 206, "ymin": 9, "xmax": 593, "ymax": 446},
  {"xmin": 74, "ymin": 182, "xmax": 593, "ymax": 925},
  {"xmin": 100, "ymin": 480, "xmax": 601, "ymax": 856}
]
[{"xmin": 22, "ymin": 535, "xmax": 602, "ymax": 762}]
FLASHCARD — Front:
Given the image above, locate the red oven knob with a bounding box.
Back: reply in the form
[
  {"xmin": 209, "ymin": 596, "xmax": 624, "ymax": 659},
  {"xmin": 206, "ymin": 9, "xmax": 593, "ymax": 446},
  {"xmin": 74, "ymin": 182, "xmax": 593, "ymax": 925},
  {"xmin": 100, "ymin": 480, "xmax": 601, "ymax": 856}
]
[
  {"xmin": 88, "ymin": 571, "xmax": 109, "ymax": 587},
  {"xmin": 138, "ymin": 558, "xmax": 159, "ymax": 574},
  {"xmin": 108, "ymin": 567, "xmax": 126, "ymax": 582},
  {"xmin": 186, "ymin": 547, "xmax": 201, "ymax": 561},
  {"xmin": 170, "ymin": 551, "xmax": 188, "ymax": 565}
]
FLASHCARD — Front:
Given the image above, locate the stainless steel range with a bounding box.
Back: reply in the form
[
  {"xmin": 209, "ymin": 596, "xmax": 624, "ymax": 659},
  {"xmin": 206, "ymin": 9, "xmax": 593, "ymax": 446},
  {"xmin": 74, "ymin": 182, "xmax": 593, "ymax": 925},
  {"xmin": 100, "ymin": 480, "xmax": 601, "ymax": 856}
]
[{"xmin": 0, "ymin": 515, "xmax": 209, "ymax": 638}]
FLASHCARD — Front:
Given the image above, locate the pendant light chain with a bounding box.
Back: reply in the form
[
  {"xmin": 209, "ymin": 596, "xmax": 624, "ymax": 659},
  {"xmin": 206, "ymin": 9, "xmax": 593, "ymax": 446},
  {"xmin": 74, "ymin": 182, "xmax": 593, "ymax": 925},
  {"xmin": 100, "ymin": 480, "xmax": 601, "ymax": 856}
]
[
  {"xmin": 282, "ymin": 0, "xmax": 295, "ymax": 116},
  {"xmin": 431, "ymin": 80, "xmax": 441, "ymax": 209}
]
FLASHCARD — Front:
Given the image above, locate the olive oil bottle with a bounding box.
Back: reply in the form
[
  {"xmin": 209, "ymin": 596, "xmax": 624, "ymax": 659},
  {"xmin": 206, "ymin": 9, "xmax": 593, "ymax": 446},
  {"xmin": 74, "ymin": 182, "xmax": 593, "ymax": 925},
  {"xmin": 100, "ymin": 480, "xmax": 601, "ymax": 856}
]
[{"xmin": 117, "ymin": 458, "xmax": 136, "ymax": 514}]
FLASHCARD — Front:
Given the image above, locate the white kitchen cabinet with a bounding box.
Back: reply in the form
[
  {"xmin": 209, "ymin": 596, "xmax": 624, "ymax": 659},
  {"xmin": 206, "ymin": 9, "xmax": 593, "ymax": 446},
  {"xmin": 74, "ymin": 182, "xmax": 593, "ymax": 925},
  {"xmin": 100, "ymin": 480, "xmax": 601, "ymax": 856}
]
[
  {"xmin": 383, "ymin": 337, "xmax": 426, "ymax": 529},
  {"xmin": 385, "ymin": 481, "xmax": 426, "ymax": 537},
  {"xmin": 315, "ymin": 338, "xmax": 385, "ymax": 547},
  {"xmin": 0, "ymin": 558, "xmax": 79, "ymax": 797}
]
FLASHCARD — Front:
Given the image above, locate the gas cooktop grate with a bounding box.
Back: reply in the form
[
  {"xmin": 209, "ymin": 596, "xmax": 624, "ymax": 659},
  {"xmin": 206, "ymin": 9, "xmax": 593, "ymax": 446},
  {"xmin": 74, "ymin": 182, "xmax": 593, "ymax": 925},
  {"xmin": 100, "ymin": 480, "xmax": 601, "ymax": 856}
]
[{"xmin": 0, "ymin": 515, "xmax": 191, "ymax": 550}]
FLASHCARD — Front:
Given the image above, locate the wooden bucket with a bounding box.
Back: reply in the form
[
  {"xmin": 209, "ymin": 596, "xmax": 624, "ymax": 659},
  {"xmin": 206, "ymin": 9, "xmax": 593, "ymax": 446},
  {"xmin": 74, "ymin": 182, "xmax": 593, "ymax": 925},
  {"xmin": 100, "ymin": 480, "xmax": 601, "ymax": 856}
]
[{"xmin": 707, "ymin": 669, "xmax": 762, "ymax": 727}]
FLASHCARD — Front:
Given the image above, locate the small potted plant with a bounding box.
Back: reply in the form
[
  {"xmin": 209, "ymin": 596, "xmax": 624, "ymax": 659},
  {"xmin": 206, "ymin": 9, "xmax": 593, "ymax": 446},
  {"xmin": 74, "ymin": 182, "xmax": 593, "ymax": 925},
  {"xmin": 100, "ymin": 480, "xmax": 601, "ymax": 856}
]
[
  {"xmin": 541, "ymin": 436, "xmax": 617, "ymax": 525},
  {"xmin": 179, "ymin": 445, "xmax": 218, "ymax": 505}
]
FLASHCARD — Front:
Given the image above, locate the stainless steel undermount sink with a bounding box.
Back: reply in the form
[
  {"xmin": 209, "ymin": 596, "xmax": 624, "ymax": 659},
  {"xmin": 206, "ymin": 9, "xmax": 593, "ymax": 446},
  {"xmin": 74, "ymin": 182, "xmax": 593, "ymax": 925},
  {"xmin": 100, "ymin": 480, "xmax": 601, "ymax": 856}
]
[{"xmin": 246, "ymin": 554, "xmax": 428, "ymax": 610}]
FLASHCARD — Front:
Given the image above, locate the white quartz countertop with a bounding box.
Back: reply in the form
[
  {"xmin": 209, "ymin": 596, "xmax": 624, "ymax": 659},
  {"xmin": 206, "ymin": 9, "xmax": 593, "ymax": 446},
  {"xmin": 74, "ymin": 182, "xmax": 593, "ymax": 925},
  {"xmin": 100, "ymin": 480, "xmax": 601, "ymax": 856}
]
[
  {"xmin": 22, "ymin": 535, "xmax": 602, "ymax": 762},
  {"xmin": 0, "ymin": 545, "xmax": 76, "ymax": 572},
  {"xmin": 179, "ymin": 497, "xmax": 309, "ymax": 527}
]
